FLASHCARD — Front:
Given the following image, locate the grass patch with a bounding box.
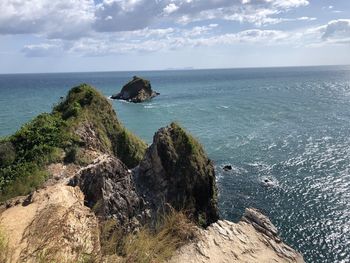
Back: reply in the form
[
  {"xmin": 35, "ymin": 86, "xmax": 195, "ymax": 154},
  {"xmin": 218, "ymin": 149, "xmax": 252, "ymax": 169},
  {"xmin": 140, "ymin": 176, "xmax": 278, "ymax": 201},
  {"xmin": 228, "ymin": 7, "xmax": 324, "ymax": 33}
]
[
  {"xmin": 0, "ymin": 226, "xmax": 10, "ymax": 263},
  {"xmin": 121, "ymin": 209, "xmax": 196, "ymax": 263}
]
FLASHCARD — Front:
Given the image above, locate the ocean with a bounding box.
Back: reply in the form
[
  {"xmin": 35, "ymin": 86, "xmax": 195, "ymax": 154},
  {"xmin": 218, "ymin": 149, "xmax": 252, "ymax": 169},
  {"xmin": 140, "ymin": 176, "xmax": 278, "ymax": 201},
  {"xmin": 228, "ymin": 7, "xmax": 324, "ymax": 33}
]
[{"xmin": 0, "ymin": 66, "xmax": 350, "ymax": 262}]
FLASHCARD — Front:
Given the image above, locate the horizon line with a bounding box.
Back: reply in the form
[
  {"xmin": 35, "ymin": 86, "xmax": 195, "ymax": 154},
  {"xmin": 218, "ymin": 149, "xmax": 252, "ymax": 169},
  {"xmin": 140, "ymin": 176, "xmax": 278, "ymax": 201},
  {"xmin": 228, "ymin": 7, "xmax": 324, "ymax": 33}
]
[{"xmin": 1, "ymin": 63, "xmax": 349, "ymax": 75}]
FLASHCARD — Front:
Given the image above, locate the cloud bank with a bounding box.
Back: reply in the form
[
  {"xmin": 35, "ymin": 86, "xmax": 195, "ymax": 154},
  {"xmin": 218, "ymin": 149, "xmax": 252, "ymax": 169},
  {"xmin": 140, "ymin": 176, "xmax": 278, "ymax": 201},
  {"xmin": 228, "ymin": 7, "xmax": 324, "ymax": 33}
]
[{"xmin": 0, "ymin": 0, "xmax": 349, "ymax": 57}]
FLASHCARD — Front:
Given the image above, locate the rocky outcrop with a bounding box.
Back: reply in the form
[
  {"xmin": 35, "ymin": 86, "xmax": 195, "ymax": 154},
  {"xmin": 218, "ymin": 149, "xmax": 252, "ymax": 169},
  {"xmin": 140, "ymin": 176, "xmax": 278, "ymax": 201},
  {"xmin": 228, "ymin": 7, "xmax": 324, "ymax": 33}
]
[
  {"xmin": 0, "ymin": 85, "xmax": 304, "ymax": 263},
  {"xmin": 135, "ymin": 122, "xmax": 219, "ymax": 227},
  {"xmin": 170, "ymin": 208, "xmax": 304, "ymax": 263},
  {"xmin": 111, "ymin": 76, "xmax": 159, "ymax": 103},
  {"xmin": 69, "ymin": 154, "xmax": 148, "ymax": 232},
  {"xmin": 0, "ymin": 164, "xmax": 101, "ymax": 263}
]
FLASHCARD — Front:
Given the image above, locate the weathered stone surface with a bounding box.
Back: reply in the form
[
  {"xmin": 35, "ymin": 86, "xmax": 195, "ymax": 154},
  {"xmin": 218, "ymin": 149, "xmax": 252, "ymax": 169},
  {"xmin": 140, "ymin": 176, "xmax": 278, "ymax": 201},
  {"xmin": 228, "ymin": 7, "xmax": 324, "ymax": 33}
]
[
  {"xmin": 135, "ymin": 122, "xmax": 219, "ymax": 226},
  {"xmin": 111, "ymin": 76, "xmax": 159, "ymax": 103},
  {"xmin": 0, "ymin": 165, "xmax": 101, "ymax": 263},
  {"xmin": 241, "ymin": 207, "xmax": 278, "ymax": 239},
  {"xmin": 69, "ymin": 154, "xmax": 146, "ymax": 231},
  {"xmin": 170, "ymin": 208, "xmax": 304, "ymax": 263}
]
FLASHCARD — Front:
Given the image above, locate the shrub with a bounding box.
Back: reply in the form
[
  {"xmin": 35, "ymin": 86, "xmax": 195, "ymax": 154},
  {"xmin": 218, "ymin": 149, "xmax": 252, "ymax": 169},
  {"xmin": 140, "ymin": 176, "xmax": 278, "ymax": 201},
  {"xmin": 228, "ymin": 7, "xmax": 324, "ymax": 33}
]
[
  {"xmin": 11, "ymin": 113, "xmax": 69, "ymax": 164},
  {"xmin": 0, "ymin": 141, "xmax": 16, "ymax": 168},
  {"xmin": 64, "ymin": 146, "xmax": 78, "ymax": 164},
  {"xmin": 0, "ymin": 163, "xmax": 48, "ymax": 201}
]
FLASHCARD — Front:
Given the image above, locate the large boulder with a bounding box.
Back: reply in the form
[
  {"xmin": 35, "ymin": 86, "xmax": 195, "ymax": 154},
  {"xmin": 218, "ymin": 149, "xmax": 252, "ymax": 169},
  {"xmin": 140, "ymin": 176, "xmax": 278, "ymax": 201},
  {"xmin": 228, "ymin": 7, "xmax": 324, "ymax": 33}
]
[
  {"xmin": 135, "ymin": 122, "xmax": 219, "ymax": 227},
  {"xmin": 111, "ymin": 76, "xmax": 159, "ymax": 103}
]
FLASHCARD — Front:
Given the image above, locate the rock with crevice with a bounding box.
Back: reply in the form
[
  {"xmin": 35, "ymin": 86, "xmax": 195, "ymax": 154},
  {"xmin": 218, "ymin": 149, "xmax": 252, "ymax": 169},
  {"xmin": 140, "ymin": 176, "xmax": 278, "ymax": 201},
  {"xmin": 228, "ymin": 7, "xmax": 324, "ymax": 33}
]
[{"xmin": 68, "ymin": 154, "xmax": 147, "ymax": 232}]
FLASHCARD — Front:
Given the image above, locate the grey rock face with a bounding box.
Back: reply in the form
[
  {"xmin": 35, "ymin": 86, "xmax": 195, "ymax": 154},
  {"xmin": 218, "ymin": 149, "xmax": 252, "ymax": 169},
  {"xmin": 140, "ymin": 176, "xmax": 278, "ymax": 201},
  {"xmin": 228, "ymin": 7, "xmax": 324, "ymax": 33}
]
[
  {"xmin": 111, "ymin": 76, "xmax": 159, "ymax": 103},
  {"xmin": 68, "ymin": 155, "xmax": 146, "ymax": 231},
  {"xmin": 135, "ymin": 122, "xmax": 219, "ymax": 227}
]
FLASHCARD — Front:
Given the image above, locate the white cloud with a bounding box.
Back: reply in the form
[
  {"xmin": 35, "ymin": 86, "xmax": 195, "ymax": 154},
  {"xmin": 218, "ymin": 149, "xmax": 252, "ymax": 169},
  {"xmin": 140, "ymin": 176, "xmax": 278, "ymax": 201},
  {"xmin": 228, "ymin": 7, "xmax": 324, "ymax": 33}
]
[
  {"xmin": 21, "ymin": 17, "xmax": 350, "ymax": 58},
  {"xmin": 0, "ymin": 0, "xmax": 312, "ymax": 37},
  {"xmin": 164, "ymin": 3, "xmax": 179, "ymax": 14},
  {"xmin": 23, "ymin": 26, "xmax": 293, "ymax": 57},
  {"xmin": 0, "ymin": 0, "xmax": 95, "ymax": 39},
  {"xmin": 22, "ymin": 42, "xmax": 63, "ymax": 57},
  {"xmin": 320, "ymin": 19, "xmax": 350, "ymax": 40}
]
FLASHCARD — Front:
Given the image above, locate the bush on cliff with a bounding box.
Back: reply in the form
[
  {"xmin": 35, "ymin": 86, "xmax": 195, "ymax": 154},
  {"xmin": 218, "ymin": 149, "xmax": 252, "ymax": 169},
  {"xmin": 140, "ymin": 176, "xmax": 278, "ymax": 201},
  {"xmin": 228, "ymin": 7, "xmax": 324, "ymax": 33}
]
[
  {"xmin": 54, "ymin": 84, "xmax": 146, "ymax": 167},
  {"xmin": 0, "ymin": 113, "xmax": 67, "ymax": 201}
]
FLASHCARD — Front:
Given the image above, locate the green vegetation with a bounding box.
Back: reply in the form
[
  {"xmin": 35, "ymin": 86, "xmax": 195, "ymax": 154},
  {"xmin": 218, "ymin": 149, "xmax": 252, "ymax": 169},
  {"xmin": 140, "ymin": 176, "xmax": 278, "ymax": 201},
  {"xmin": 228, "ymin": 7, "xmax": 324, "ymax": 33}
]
[
  {"xmin": 168, "ymin": 122, "xmax": 204, "ymax": 159},
  {"xmin": 0, "ymin": 113, "xmax": 68, "ymax": 201},
  {"xmin": 53, "ymin": 84, "xmax": 146, "ymax": 167},
  {"xmin": 0, "ymin": 84, "xmax": 146, "ymax": 201}
]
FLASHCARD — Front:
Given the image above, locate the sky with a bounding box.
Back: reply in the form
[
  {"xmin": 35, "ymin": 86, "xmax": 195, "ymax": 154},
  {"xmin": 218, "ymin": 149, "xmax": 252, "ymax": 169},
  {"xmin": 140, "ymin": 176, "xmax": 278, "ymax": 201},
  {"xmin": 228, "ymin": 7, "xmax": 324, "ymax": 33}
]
[{"xmin": 0, "ymin": 0, "xmax": 349, "ymax": 73}]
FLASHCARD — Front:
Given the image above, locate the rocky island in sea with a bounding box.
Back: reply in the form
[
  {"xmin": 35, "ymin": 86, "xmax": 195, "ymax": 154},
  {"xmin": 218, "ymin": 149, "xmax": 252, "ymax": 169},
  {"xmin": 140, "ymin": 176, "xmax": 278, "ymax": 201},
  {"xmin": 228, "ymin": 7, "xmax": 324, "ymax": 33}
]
[
  {"xmin": 0, "ymin": 84, "xmax": 303, "ymax": 263},
  {"xmin": 111, "ymin": 76, "xmax": 159, "ymax": 103}
]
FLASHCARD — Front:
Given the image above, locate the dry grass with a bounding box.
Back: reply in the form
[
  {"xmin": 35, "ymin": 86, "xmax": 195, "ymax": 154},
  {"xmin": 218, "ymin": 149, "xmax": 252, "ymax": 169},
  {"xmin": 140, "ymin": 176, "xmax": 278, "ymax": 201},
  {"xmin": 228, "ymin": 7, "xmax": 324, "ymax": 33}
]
[
  {"xmin": 100, "ymin": 219, "xmax": 124, "ymax": 256},
  {"xmin": 0, "ymin": 226, "xmax": 10, "ymax": 263},
  {"xmin": 121, "ymin": 209, "xmax": 197, "ymax": 263}
]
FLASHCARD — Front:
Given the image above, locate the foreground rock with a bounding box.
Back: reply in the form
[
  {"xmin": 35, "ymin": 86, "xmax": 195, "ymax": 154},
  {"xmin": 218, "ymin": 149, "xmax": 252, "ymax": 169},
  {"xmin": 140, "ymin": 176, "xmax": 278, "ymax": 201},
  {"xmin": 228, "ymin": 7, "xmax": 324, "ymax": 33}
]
[
  {"xmin": 136, "ymin": 122, "xmax": 219, "ymax": 227},
  {"xmin": 111, "ymin": 76, "xmax": 159, "ymax": 103},
  {"xmin": 0, "ymin": 164, "xmax": 101, "ymax": 263},
  {"xmin": 170, "ymin": 208, "xmax": 304, "ymax": 263}
]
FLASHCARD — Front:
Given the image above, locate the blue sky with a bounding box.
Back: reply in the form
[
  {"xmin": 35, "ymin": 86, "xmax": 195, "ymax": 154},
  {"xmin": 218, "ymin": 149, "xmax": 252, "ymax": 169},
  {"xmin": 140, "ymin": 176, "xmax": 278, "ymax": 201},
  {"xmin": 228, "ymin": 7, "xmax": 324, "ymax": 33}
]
[{"xmin": 0, "ymin": 0, "xmax": 349, "ymax": 73}]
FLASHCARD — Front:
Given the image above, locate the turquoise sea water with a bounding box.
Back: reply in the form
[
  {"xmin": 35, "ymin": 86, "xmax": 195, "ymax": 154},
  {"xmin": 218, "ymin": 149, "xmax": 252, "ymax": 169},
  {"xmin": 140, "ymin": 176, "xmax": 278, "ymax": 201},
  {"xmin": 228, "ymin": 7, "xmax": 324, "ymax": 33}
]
[{"xmin": 1, "ymin": 66, "xmax": 350, "ymax": 262}]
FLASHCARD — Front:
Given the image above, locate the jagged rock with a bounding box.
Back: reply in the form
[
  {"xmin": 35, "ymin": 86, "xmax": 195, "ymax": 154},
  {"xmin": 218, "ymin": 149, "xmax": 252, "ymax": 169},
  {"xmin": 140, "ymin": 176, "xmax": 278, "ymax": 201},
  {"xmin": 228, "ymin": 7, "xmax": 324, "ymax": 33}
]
[
  {"xmin": 135, "ymin": 122, "xmax": 219, "ymax": 226},
  {"xmin": 68, "ymin": 154, "xmax": 146, "ymax": 232},
  {"xmin": 111, "ymin": 76, "xmax": 159, "ymax": 103},
  {"xmin": 241, "ymin": 208, "xmax": 279, "ymax": 240},
  {"xmin": 170, "ymin": 208, "xmax": 304, "ymax": 263}
]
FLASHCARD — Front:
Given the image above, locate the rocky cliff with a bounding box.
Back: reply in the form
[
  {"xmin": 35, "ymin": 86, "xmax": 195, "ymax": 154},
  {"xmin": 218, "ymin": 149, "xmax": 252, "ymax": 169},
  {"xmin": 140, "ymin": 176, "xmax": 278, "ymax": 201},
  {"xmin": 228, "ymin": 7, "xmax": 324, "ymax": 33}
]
[
  {"xmin": 135, "ymin": 122, "xmax": 218, "ymax": 227},
  {"xmin": 0, "ymin": 84, "xmax": 304, "ymax": 263}
]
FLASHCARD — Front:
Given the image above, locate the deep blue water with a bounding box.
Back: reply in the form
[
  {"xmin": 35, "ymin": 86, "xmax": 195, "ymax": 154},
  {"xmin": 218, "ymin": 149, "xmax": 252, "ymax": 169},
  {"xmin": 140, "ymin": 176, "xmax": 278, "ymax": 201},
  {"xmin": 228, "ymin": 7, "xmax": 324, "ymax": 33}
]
[{"xmin": 1, "ymin": 66, "xmax": 350, "ymax": 262}]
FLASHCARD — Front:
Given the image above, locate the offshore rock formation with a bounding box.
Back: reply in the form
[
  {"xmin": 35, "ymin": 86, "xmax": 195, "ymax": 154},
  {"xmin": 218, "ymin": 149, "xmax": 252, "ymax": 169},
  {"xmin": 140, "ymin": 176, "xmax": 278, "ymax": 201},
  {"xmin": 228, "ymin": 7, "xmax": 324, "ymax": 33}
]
[
  {"xmin": 136, "ymin": 122, "xmax": 219, "ymax": 227},
  {"xmin": 0, "ymin": 84, "xmax": 304, "ymax": 263},
  {"xmin": 171, "ymin": 208, "xmax": 304, "ymax": 263},
  {"xmin": 111, "ymin": 76, "xmax": 159, "ymax": 103}
]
